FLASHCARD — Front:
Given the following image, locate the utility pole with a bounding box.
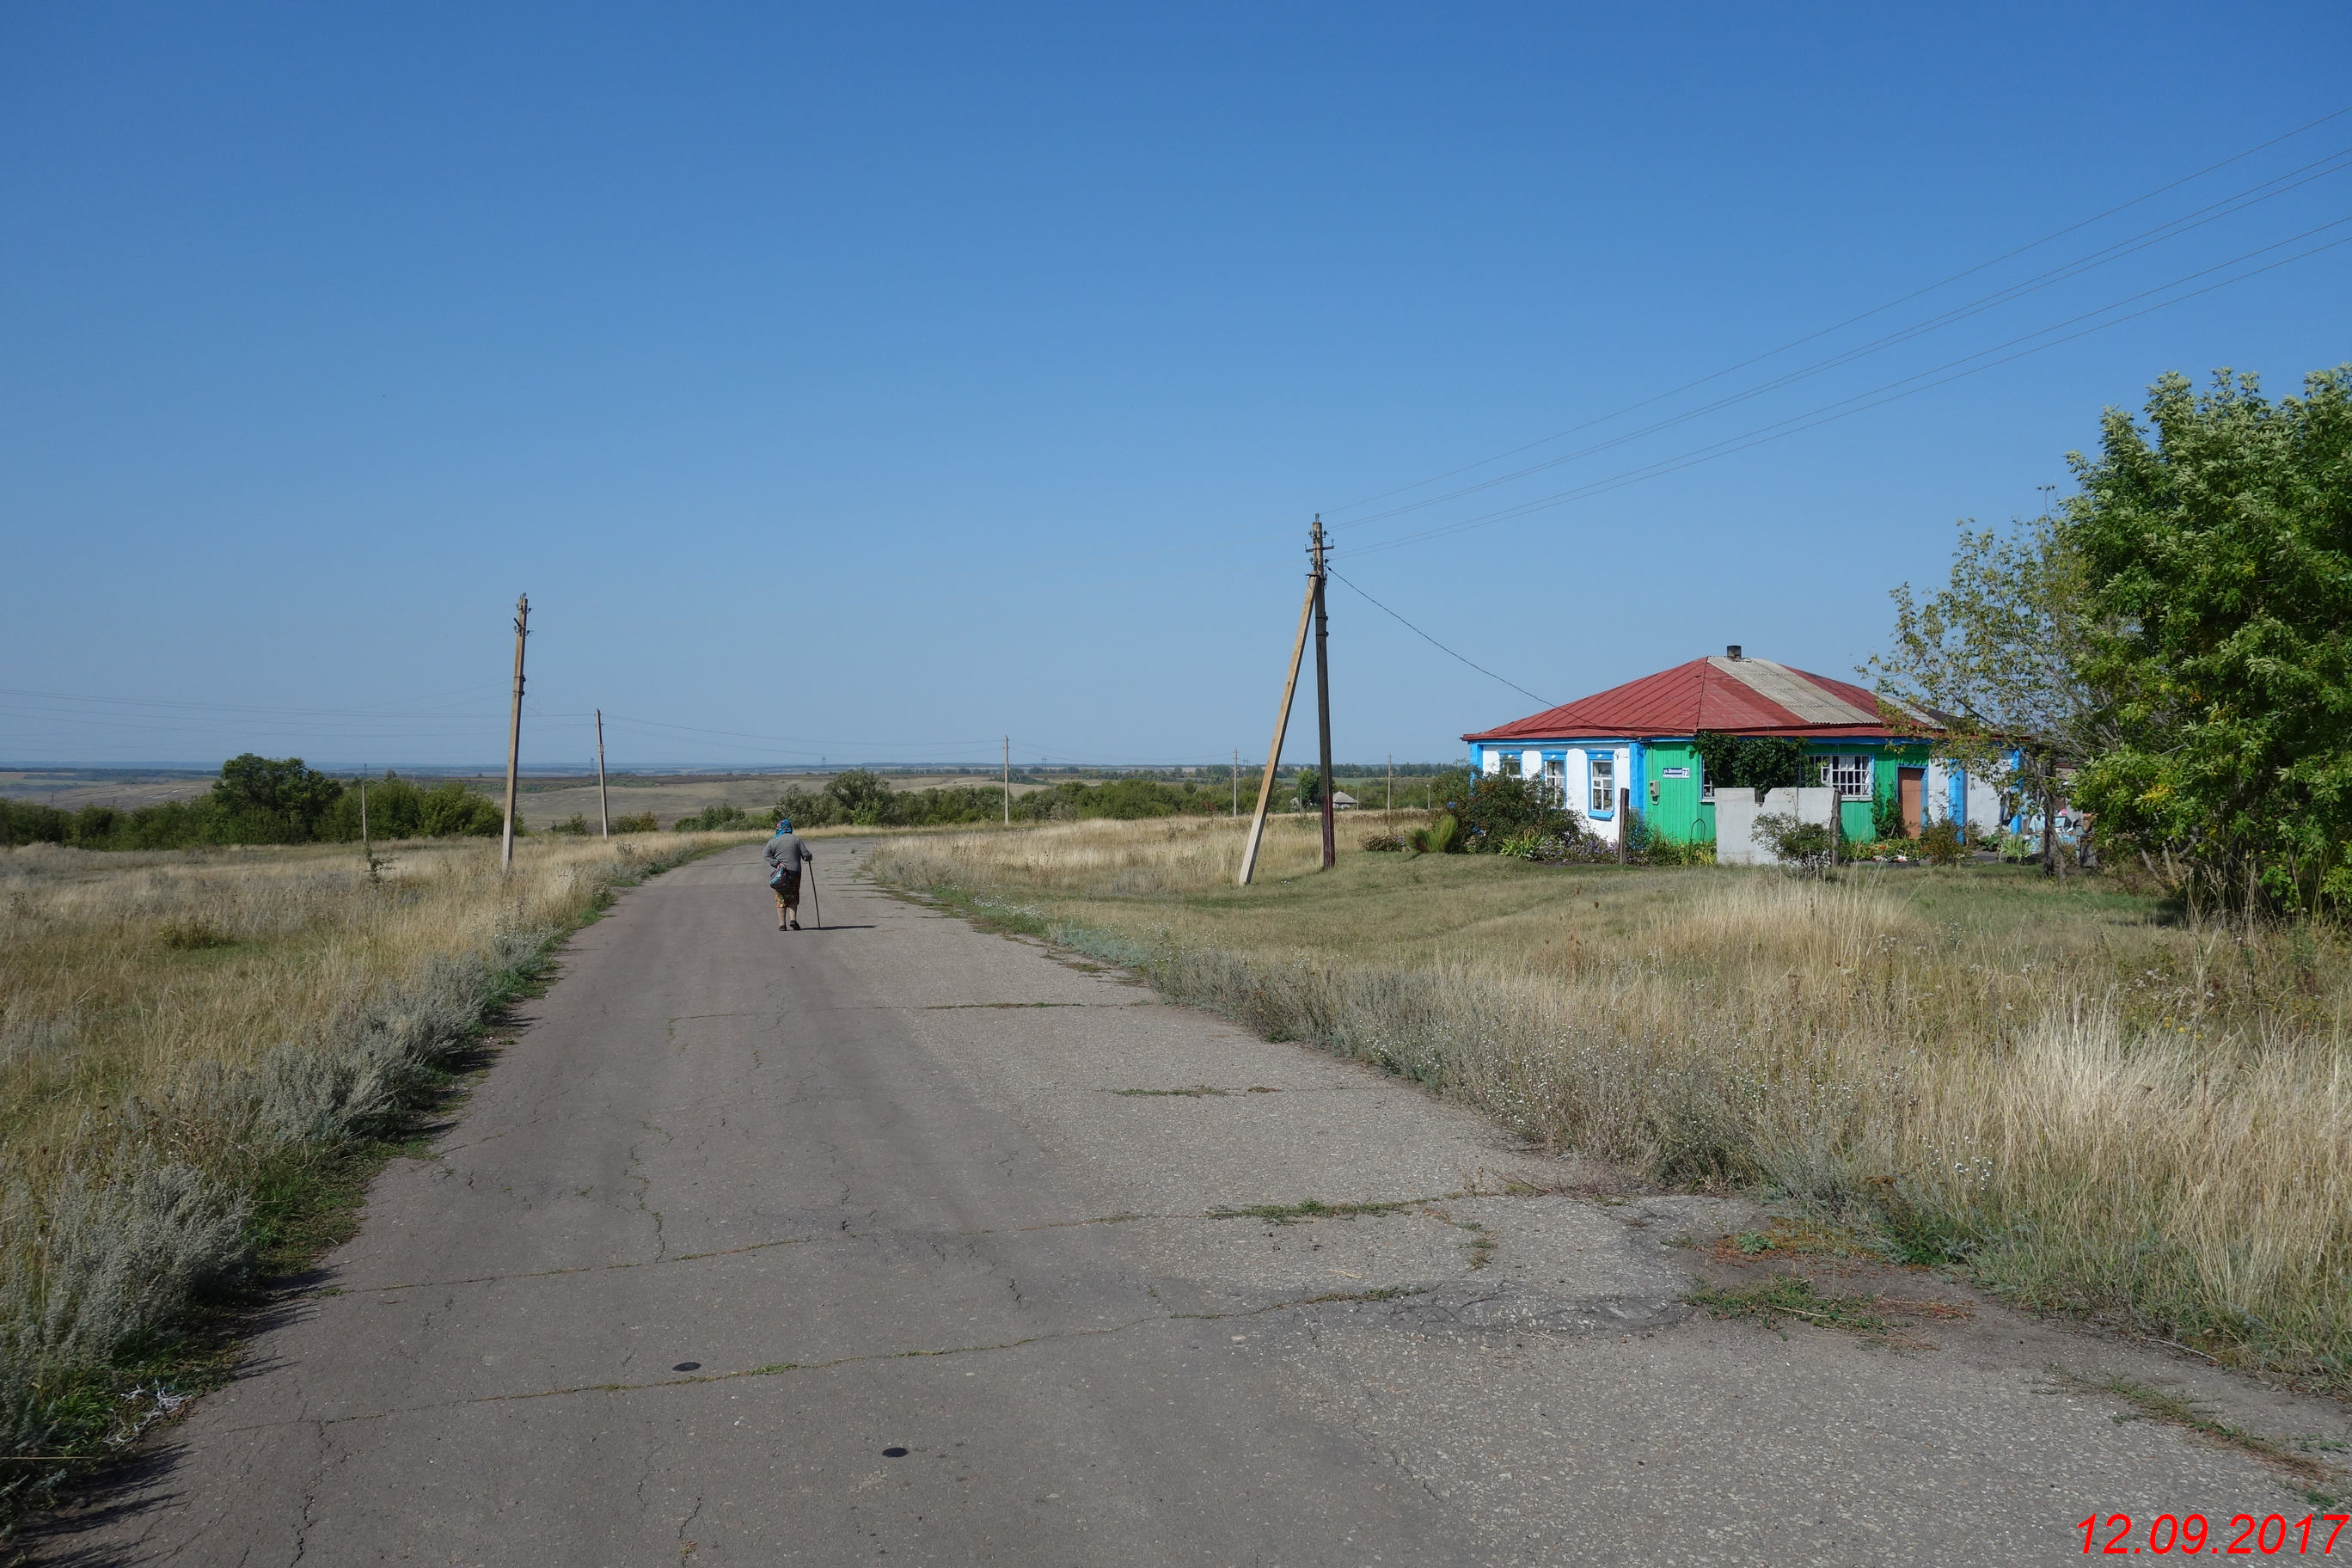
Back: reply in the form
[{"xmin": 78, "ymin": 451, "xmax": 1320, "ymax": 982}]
[
  {"xmin": 1238, "ymin": 534, "xmax": 1320, "ymax": 886},
  {"xmin": 1387, "ymin": 753, "xmax": 1393, "ymax": 831},
  {"xmin": 1232, "ymin": 748, "xmax": 1240, "ymax": 817},
  {"xmin": 594, "ymin": 708, "xmax": 609, "ymax": 838},
  {"xmin": 1311, "ymin": 516, "xmax": 1335, "ymax": 871},
  {"xmin": 1003, "ymin": 736, "xmax": 1011, "ymax": 826},
  {"xmin": 359, "ymin": 779, "xmax": 370, "ymax": 864},
  {"xmin": 500, "ymin": 594, "xmax": 529, "ymax": 873}
]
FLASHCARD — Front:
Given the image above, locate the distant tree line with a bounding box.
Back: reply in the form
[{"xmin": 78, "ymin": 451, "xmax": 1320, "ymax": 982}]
[
  {"xmin": 770, "ymin": 769, "xmax": 1249, "ymax": 829},
  {"xmin": 1, "ymin": 755, "xmax": 505, "ymax": 849}
]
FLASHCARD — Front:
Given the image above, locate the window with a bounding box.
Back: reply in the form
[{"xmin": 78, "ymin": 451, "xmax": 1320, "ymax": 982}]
[
  {"xmin": 1589, "ymin": 755, "xmax": 1615, "ymax": 816},
  {"xmin": 1542, "ymin": 756, "xmax": 1565, "ymax": 805},
  {"xmin": 1498, "ymin": 752, "xmax": 1522, "ymax": 778},
  {"xmin": 1818, "ymin": 754, "xmax": 1873, "ymax": 799}
]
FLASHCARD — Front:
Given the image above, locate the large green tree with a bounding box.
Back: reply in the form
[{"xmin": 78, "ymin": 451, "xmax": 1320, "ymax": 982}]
[
  {"xmin": 209, "ymin": 753, "xmax": 345, "ymax": 842},
  {"xmin": 2066, "ymin": 367, "xmax": 2352, "ymax": 912}
]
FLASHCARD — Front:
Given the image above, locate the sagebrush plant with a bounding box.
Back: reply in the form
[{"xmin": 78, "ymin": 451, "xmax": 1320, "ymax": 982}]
[
  {"xmin": 0, "ymin": 830, "xmax": 750, "ymax": 1528},
  {"xmin": 872, "ymin": 822, "xmax": 2352, "ymax": 1387}
]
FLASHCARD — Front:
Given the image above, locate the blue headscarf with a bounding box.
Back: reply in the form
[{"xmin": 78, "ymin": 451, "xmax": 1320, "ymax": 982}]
[{"xmin": 775, "ymin": 819, "xmax": 792, "ymax": 835}]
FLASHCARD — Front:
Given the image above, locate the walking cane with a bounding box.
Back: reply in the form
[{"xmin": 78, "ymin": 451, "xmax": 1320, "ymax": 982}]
[{"xmin": 806, "ymin": 859, "xmax": 822, "ymax": 930}]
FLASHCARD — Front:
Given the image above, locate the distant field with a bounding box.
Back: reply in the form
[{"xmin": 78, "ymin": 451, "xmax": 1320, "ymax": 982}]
[
  {"xmin": 0, "ymin": 770, "xmax": 215, "ymax": 809},
  {"xmin": 871, "ymin": 818, "xmax": 2352, "ymax": 1391}
]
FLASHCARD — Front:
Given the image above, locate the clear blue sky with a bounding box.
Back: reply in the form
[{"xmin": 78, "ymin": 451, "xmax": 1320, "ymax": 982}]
[{"xmin": 4, "ymin": 3, "xmax": 2348, "ymax": 770}]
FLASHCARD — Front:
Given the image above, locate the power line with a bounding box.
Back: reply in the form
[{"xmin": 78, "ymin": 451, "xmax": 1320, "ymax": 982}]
[
  {"xmin": 1338, "ymin": 217, "xmax": 2352, "ymax": 560},
  {"xmin": 1318, "ymin": 101, "xmax": 2352, "ymax": 524},
  {"xmin": 1326, "ymin": 569, "xmax": 1554, "ymax": 709},
  {"xmin": 1330, "ymin": 147, "xmax": 2352, "ymax": 535}
]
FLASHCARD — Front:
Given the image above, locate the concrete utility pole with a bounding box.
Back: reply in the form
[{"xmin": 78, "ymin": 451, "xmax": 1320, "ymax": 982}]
[
  {"xmin": 1003, "ymin": 737, "xmax": 1011, "ymax": 826},
  {"xmin": 1312, "ymin": 516, "xmax": 1335, "ymax": 871},
  {"xmin": 500, "ymin": 594, "xmax": 529, "ymax": 872},
  {"xmin": 595, "ymin": 707, "xmax": 609, "ymax": 839},
  {"xmin": 1238, "ymin": 532, "xmax": 1319, "ymax": 886}
]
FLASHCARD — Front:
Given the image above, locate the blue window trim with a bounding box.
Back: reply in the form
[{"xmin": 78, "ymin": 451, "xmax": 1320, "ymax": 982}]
[{"xmin": 1583, "ymin": 746, "xmax": 1619, "ymax": 818}]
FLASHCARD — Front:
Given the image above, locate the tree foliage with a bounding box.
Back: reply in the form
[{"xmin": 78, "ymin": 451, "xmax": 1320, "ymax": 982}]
[
  {"xmin": 2067, "ymin": 368, "xmax": 2352, "ymax": 912},
  {"xmin": 1690, "ymin": 732, "xmax": 1806, "ymax": 796},
  {"xmin": 1860, "ymin": 513, "xmax": 2096, "ymax": 869}
]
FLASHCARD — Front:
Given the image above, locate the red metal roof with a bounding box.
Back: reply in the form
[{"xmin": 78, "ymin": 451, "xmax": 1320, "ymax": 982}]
[{"xmin": 1463, "ymin": 656, "xmax": 1914, "ymax": 743}]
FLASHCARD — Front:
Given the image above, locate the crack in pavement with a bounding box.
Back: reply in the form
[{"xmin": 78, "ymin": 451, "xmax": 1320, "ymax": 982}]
[
  {"xmin": 217, "ymin": 1276, "xmax": 1694, "ymax": 1441},
  {"xmin": 298, "ymin": 1187, "xmax": 1582, "ymax": 1297}
]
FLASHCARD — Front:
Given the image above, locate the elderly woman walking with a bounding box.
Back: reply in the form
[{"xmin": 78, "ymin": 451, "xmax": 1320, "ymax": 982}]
[{"xmin": 764, "ymin": 818, "xmax": 813, "ymax": 930}]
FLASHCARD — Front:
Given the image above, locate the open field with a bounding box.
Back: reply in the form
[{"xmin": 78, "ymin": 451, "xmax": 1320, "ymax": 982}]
[
  {"xmin": 0, "ymin": 772, "xmax": 215, "ymax": 811},
  {"xmin": 871, "ymin": 816, "xmax": 2352, "ymax": 1389},
  {"xmin": 0, "ymin": 828, "xmax": 763, "ymax": 1523}
]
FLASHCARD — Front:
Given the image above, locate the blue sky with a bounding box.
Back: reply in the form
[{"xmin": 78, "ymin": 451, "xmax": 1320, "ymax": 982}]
[{"xmin": 3, "ymin": 3, "xmax": 2347, "ymax": 770}]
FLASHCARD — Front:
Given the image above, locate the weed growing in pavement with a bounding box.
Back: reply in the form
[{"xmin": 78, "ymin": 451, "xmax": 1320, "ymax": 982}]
[
  {"xmin": 2060, "ymin": 1370, "xmax": 2333, "ymax": 1485},
  {"xmin": 1685, "ymin": 1275, "xmax": 1975, "ymax": 1342}
]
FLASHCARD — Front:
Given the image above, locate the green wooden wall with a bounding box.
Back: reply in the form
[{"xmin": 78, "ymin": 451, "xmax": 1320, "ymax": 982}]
[{"xmin": 1631, "ymin": 738, "xmax": 1937, "ymax": 845}]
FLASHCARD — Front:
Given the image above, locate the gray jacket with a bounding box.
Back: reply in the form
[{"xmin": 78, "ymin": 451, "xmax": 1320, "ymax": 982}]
[{"xmin": 764, "ymin": 834, "xmax": 812, "ymax": 877}]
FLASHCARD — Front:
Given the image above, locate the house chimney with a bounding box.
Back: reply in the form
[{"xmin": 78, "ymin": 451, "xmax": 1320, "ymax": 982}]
[{"xmin": 1725, "ymin": 644, "xmax": 1743, "ymax": 659}]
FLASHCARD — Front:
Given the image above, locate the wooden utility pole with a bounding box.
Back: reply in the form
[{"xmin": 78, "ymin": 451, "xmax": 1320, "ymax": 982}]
[
  {"xmin": 1617, "ymin": 786, "xmax": 1631, "ymax": 865},
  {"xmin": 500, "ymin": 594, "xmax": 529, "ymax": 872},
  {"xmin": 594, "ymin": 708, "xmax": 609, "ymax": 838},
  {"xmin": 1003, "ymin": 736, "xmax": 1011, "ymax": 826},
  {"xmin": 1238, "ymin": 542, "xmax": 1319, "ymax": 886},
  {"xmin": 1311, "ymin": 517, "xmax": 1335, "ymax": 871}
]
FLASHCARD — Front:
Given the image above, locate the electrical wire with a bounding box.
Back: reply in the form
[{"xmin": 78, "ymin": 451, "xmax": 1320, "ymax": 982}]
[
  {"xmin": 1337, "ymin": 218, "xmax": 2352, "ymax": 560},
  {"xmin": 1318, "ymin": 102, "xmax": 2352, "ymax": 524},
  {"xmin": 1330, "ymin": 148, "xmax": 2352, "ymax": 534},
  {"xmin": 1325, "ymin": 570, "xmax": 1554, "ymax": 709}
]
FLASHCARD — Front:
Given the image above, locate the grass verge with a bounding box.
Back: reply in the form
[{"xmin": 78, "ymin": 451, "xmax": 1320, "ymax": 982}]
[{"xmin": 0, "ymin": 831, "xmax": 750, "ymax": 1539}]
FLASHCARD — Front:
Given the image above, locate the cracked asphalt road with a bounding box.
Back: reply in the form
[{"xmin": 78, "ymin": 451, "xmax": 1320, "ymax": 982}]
[{"xmin": 31, "ymin": 842, "xmax": 2347, "ymax": 1565}]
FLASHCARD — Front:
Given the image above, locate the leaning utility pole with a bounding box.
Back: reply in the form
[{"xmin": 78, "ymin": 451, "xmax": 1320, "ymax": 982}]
[
  {"xmin": 1238, "ymin": 530, "xmax": 1320, "ymax": 886},
  {"xmin": 1311, "ymin": 516, "xmax": 1335, "ymax": 871},
  {"xmin": 1003, "ymin": 736, "xmax": 1011, "ymax": 826},
  {"xmin": 594, "ymin": 707, "xmax": 609, "ymax": 838},
  {"xmin": 500, "ymin": 594, "xmax": 529, "ymax": 872}
]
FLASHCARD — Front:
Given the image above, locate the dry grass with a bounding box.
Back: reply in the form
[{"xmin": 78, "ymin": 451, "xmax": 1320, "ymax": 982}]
[
  {"xmin": 0, "ymin": 830, "xmax": 758, "ymax": 1516},
  {"xmin": 866, "ymin": 812, "xmax": 1332, "ymax": 894},
  {"xmin": 871, "ymin": 822, "xmax": 2352, "ymax": 1388}
]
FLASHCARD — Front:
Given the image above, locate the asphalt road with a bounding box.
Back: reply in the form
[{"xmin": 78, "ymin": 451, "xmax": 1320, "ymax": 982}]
[{"xmin": 35, "ymin": 842, "xmax": 2348, "ymax": 1565}]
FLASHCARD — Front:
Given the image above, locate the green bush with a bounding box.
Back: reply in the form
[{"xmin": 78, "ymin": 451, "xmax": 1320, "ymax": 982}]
[
  {"xmin": 1406, "ymin": 814, "xmax": 1458, "ymax": 854},
  {"xmin": 1753, "ymin": 812, "xmax": 1834, "ymax": 876},
  {"xmin": 610, "ymin": 811, "xmax": 661, "ymax": 833},
  {"xmin": 1917, "ymin": 818, "xmax": 1964, "ymax": 867}
]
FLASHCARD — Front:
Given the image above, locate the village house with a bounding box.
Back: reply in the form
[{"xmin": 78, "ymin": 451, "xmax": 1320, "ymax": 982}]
[{"xmin": 1462, "ymin": 646, "xmax": 2007, "ymax": 848}]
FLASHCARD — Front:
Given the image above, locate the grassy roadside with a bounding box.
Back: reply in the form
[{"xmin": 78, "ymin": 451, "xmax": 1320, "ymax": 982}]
[
  {"xmin": 869, "ymin": 817, "xmax": 2352, "ymax": 1393},
  {"xmin": 0, "ymin": 830, "xmax": 756, "ymax": 1538}
]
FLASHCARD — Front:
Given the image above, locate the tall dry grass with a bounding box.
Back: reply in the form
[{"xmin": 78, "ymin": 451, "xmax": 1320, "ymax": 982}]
[
  {"xmin": 0, "ymin": 831, "xmax": 754, "ymax": 1519},
  {"xmin": 872, "ymin": 825, "xmax": 2352, "ymax": 1387}
]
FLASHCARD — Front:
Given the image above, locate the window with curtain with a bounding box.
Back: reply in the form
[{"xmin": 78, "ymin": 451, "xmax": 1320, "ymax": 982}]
[{"xmin": 1589, "ymin": 755, "xmax": 1615, "ymax": 815}]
